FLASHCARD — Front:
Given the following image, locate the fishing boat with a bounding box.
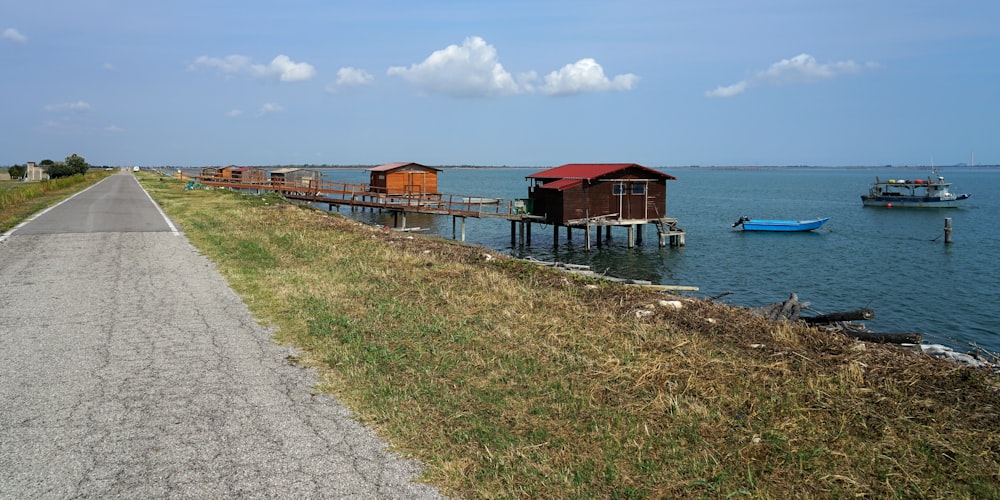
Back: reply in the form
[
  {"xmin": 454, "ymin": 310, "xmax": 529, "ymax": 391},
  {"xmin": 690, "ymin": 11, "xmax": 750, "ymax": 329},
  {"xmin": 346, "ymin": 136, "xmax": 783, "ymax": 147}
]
[
  {"xmin": 731, "ymin": 216, "xmax": 829, "ymax": 232},
  {"xmin": 861, "ymin": 171, "xmax": 970, "ymax": 208}
]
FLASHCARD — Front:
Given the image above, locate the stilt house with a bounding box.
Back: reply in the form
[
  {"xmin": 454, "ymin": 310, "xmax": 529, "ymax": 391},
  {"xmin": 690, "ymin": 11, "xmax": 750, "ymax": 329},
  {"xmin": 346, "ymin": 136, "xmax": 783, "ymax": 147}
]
[
  {"xmin": 220, "ymin": 166, "xmax": 267, "ymax": 184},
  {"xmin": 368, "ymin": 162, "xmax": 440, "ymax": 196},
  {"xmin": 526, "ymin": 163, "xmax": 676, "ymax": 225},
  {"xmin": 270, "ymin": 168, "xmax": 322, "ymax": 188}
]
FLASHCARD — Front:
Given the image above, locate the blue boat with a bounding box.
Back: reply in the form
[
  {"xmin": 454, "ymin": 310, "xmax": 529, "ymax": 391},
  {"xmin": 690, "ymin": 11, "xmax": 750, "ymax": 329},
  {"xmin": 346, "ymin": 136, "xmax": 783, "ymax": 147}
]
[{"xmin": 732, "ymin": 216, "xmax": 829, "ymax": 232}]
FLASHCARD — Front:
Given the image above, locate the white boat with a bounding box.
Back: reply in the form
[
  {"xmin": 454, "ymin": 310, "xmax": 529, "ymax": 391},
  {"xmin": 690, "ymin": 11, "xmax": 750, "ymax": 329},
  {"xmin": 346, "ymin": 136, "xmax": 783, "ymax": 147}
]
[{"xmin": 861, "ymin": 171, "xmax": 970, "ymax": 208}]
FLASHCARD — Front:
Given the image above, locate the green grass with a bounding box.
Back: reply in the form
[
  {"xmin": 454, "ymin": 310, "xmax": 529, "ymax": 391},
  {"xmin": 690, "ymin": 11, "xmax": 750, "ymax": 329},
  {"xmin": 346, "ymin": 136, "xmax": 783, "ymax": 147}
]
[{"xmin": 138, "ymin": 174, "xmax": 1000, "ymax": 498}]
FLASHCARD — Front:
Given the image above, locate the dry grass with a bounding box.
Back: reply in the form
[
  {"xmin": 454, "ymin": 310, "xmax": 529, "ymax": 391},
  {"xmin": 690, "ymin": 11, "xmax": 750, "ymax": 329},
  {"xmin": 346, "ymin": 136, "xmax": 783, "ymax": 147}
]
[{"xmin": 143, "ymin": 175, "xmax": 1000, "ymax": 499}]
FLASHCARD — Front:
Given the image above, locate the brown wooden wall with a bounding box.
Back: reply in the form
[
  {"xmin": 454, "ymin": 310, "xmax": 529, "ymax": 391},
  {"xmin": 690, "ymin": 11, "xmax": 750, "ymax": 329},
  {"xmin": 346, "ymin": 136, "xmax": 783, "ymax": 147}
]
[
  {"xmin": 371, "ymin": 168, "xmax": 439, "ymax": 195},
  {"xmin": 530, "ymin": 167, "xmax": 668, "ymax": 224}
]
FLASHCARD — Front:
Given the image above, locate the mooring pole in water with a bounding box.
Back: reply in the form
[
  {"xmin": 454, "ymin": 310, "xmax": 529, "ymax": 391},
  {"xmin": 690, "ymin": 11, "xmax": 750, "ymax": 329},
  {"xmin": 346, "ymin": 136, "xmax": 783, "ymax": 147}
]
[{"xmin": 944, "ymin": 217, "xmax": 953, "ymax": 244}]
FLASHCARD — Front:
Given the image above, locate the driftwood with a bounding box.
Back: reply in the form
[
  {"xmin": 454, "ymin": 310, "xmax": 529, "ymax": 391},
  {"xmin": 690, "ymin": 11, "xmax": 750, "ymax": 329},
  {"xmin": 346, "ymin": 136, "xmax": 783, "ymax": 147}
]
[
  {"xmin": 753, "ymin": 293, "xmax": 921, "ymax": 345},
  {"xmin": 835, "ymin": 322, "xmax": 922, "ymax": 344},
  {"xmin": 802, "ymin": 309, "xmax": 874, "ymax": 325},
  {"xmin": 520, "ymin": 257, "xmax": 699, "ymax": 291},
  {"xmin": 751, "ymin": 293, "xmax": 810, "ymax": 321}
]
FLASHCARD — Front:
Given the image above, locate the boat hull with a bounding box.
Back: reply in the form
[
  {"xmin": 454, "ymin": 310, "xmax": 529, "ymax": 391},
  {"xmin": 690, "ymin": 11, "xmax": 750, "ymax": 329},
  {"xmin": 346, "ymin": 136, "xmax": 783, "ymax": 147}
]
[
  {"xmin": 739, "ymin": 218, "xmax": 829, "ymax": 232},
  {"xmin": 861, "ymin": 194, "xmax": 969, "ymax": 208}
]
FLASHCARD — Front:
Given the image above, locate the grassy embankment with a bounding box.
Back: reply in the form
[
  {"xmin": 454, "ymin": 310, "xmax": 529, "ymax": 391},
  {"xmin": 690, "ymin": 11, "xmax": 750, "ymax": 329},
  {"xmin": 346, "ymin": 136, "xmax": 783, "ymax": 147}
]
[
  {"xmin": 0, "ymin": 169, "xmax": 114, "ymax": 232},
  {"xmin": 139, "ymin": 174, "xmax": 998, "ymax": 498}
]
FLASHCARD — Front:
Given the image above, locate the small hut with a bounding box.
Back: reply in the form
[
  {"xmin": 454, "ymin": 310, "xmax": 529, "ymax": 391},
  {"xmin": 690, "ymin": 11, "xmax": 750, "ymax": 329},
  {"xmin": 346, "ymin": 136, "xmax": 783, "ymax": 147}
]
[
  {"xmin": 270, "ymin": 167, "xmax": 322, "ymax": 188},
  {"xmin": 526, "ymin": 163, "xmax": 676, "ymax": 225},
  {"xmin": 199, "ymin": 166, "xmax": 224, "ymax": 180},
  {"xmin": 221, "ymin": 166, "xmax": 267, "ymax": 184},
  {"xmin": 368, "ymin": 162, "xmax": 440, "ymax": 196},
  {"xmin": 25, "ymin": 162, "xmax": 49, "ymax": 181}
]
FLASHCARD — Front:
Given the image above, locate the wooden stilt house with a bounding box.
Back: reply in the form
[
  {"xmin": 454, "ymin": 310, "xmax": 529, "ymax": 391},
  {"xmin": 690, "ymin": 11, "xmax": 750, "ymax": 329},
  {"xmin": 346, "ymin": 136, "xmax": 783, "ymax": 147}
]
[
  {"xmin": 368, "ymin": 162, "xmax": 440, "ymax": 196},
  {"xmin": 224, "ymin": 166, "xmax": 267, "ymax": 184},
  {"xmin": 270, "ymin": 168, "xmax": 322, "ymax": 188},
  {"xmin": 526, "ymin": 163, "xmax": 676, "ymax": 225},
  {"xmin": 199, "ymin": 166, "xmax": 225, "ymax": 180}
]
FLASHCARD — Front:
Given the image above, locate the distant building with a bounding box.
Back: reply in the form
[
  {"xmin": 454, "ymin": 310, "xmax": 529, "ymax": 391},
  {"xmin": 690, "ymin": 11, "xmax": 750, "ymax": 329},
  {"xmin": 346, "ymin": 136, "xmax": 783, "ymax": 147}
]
[
  {"xmin": 368, "ymin": 162, "xmax": 440, "ymax": 196},
  {"xmin": 270, "ymin": 168, "xmax": 322, "ymax": 188},
  {"xmin": 25, "ymin": 162, "xmax": 49, "ymax": 181}
]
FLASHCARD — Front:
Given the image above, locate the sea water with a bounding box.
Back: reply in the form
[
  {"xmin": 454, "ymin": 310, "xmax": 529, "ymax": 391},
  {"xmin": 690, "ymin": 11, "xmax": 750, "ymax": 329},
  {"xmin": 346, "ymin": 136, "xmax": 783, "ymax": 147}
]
[{"xmin": 314, "ymin": 167, "xmax": 1000, "ymax": 354}]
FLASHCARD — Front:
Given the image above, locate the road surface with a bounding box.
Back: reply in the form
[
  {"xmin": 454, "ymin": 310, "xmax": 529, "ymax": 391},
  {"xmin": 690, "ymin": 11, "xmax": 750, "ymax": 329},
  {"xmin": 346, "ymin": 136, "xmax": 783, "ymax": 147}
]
[{"xmin": 0, "ymin": 172, "xmax": 445, "ymax": 498}]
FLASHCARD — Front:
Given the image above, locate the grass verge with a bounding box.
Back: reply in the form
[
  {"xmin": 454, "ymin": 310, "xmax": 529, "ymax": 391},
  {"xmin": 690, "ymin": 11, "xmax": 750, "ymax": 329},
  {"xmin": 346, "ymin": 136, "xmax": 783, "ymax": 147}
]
[{"xmin": 141, "ymin": 174, "xmax": 999, "ymax": 498}]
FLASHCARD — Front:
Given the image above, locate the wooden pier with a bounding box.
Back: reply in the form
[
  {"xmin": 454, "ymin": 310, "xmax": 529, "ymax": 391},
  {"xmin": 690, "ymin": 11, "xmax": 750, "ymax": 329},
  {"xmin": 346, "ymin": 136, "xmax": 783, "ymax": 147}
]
[{"xmin": 192, "ymin": 175, "xmax": 684, "ymax": 249}]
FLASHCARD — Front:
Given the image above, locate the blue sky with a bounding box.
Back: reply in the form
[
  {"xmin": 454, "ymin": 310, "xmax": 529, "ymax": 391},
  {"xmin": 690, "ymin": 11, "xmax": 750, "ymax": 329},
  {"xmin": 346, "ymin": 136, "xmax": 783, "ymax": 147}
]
[{"xmin": 2, "ymin": 1, "xmax": 997, "ymax": 168}]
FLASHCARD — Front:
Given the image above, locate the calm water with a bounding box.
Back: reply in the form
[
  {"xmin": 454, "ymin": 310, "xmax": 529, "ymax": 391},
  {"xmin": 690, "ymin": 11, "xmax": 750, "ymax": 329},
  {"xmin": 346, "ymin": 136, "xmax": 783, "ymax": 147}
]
[{"xmin": 313, "ymin": 167, "xmax": 999, "ymax": 354}]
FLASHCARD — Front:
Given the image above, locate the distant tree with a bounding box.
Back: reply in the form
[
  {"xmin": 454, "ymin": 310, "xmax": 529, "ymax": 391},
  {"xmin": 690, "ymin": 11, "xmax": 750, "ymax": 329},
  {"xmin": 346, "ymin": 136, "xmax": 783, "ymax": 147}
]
[
  {"xmin": 39, "ymin": 159, "xmax": 55, "ymax": 167},
  {"xmin": 47, "ymin": 162, "xmax": 77, "ymax": 179},
  {"xmin": 7, "ymin": 164, "xmax": 26, "ymax": 179},
  {"xmin": 65, "ymin": 153, "xmax": 89, "ymax": 175}
]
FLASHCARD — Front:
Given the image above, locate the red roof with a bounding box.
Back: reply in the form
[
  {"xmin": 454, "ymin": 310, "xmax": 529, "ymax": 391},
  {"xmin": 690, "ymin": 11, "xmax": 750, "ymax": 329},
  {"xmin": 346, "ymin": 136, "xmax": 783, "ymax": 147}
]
[
  {"xmin": 527, "ymin": 163, "xmax": 675, "ymax": 184},
  {"xmin": 538, "ymin": 178, "xmax": 584, "ymax": 191},
  {"xmin": 369, "ymin": 162, "xmax": 441, "ymax": 172}
]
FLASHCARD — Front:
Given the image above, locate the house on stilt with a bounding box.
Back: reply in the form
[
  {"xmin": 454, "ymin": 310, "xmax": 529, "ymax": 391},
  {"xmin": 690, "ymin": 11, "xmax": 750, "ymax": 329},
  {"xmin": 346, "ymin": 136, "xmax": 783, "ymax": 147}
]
[
  {"xmin": 525, "ymin": 163, "xmax": 684, "ymax": 248},
  {"xmin": 368, "ymin": 162, "xmax": 441, "ymax": 196}
]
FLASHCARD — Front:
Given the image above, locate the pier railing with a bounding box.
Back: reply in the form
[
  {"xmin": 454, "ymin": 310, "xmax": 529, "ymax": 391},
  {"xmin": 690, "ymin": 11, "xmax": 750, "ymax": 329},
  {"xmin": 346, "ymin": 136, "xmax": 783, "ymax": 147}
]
[{"xmin": 194, "ymin": 176, "xmax": 528, "ymax": 220}]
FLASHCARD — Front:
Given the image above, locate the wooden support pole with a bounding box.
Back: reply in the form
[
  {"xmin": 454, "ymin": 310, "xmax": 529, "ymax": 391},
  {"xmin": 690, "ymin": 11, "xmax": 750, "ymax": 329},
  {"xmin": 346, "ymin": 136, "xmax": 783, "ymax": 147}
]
[
  {"xmin": 553, "ymin": 224, "xmax": 559, "ymax": 247},
  {"xmin": 526, "ymin": 221, "xmax": 531, "ymax": 245},
  {"xmin": 627, "ymin": 225, "xmax": 635, "ymax": 248},
  {"xmin": 605, "ymin": 226, "xmax": 611, "ymax": 240},
  {"xmin": 636, "ymin": 224, "xmax": 644, "ymax": 244},
  {"xmin": 566, "ymin": 226, "xmax": 572, "ymax": 240},
  {"xmin": 518, "ymin": 221, "xmax": 525, "ymax": 246},
  {"xmin": 585, "ymin": 224, "xmax": 591, "ymax": 250},
  {"xmin": 510, "ymin": 220, "xmax": 517, "ymax": 245},
  {"xmin": 596, "ymin": 225, "xmax": 603, "ymax": 245},
  {"xmin": 461, "ymin": 217, "xmax": 466, "ymax": 242},
  {"xmin": 944, "ymin": 217, "xmax": 953, "ymax": 244}
]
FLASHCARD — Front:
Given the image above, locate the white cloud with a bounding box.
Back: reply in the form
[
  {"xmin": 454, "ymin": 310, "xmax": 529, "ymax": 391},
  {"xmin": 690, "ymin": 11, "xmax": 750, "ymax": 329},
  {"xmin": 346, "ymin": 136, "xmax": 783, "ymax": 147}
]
[
  {"xmin": 103, "ymin": 63, "xmax": 117, "ymax": 71},
  {"xmin": 104, "ymin": 124, "xmax": 124, "ymax": 133},
  {"xmin": 706, "ymin": 53, "xmax": 874, "ymax": 98},
  {"xmin": 705, "ymin": 81, "xmax": 748, "ymax": 98},
  {"xmin": 387, "ymin": 36, "xmax": 638, "ymax": 99},
  {"xmin": 258, "ymin": 102, "xmax": 284, "ymax": 115},
  {"xmin": 44, "ymin": 101, "xmax": 92, "ymax": 111},
  {"xmin": 387, "ymin": 36, "xmax": 520, "ymax": 98},
  {"xmin": 227, "ymin": 109, "xmax": 243, "ymax": 118},
  {"xmin": 190, "ymin": 54, "xmax": 316, "ymax": 82},
  {"xmin": 3, "ymin": 28, "xmax": 27, "ymax": 43},
  {"xmin": 336, "ymin": 67, "xmax": 374, "ymax": 86},
  {"xmin": 539, "ymin": 58, "xmax": 638, "ymax": 96}
]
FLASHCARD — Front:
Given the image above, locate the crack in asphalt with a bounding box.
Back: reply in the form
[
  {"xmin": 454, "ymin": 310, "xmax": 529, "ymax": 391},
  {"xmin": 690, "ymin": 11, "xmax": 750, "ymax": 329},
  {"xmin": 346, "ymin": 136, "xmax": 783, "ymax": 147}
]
[{"xmin": 1, "ymin": 228, "xmax": 446, "ymax": 499}]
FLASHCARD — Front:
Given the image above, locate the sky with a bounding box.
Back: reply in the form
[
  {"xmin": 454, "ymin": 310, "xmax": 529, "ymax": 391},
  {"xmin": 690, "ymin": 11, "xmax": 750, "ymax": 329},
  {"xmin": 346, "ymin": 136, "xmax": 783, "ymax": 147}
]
[{"xmin": 2, "ymin": 1, "xmax": 998, "ymax": 168}]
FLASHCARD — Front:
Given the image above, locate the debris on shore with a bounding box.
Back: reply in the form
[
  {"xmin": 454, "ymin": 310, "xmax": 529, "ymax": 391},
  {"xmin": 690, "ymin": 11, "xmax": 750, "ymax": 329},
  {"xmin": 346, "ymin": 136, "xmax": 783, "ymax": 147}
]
[{"xmin": 751, "ymin": 293, "xmax": 999, "ymax": 372}]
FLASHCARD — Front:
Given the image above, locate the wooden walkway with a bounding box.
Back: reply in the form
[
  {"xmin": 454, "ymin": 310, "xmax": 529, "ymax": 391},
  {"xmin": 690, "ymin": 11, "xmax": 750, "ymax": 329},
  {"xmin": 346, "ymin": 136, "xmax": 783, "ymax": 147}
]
[
  {"xmin": 195, "ymin": 177, "xmax": 530, "ymax": 219},
  {"xmin": 190, "ymin": 176, "xmax": 684, "ymax": 248}
]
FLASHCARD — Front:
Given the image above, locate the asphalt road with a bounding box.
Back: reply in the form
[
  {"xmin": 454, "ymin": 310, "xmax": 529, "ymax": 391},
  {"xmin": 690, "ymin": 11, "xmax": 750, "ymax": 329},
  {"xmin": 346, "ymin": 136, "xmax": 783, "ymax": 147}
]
[{"xmin": 0, "ymin": 172, "xmax": 445, "ymax": 498}]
